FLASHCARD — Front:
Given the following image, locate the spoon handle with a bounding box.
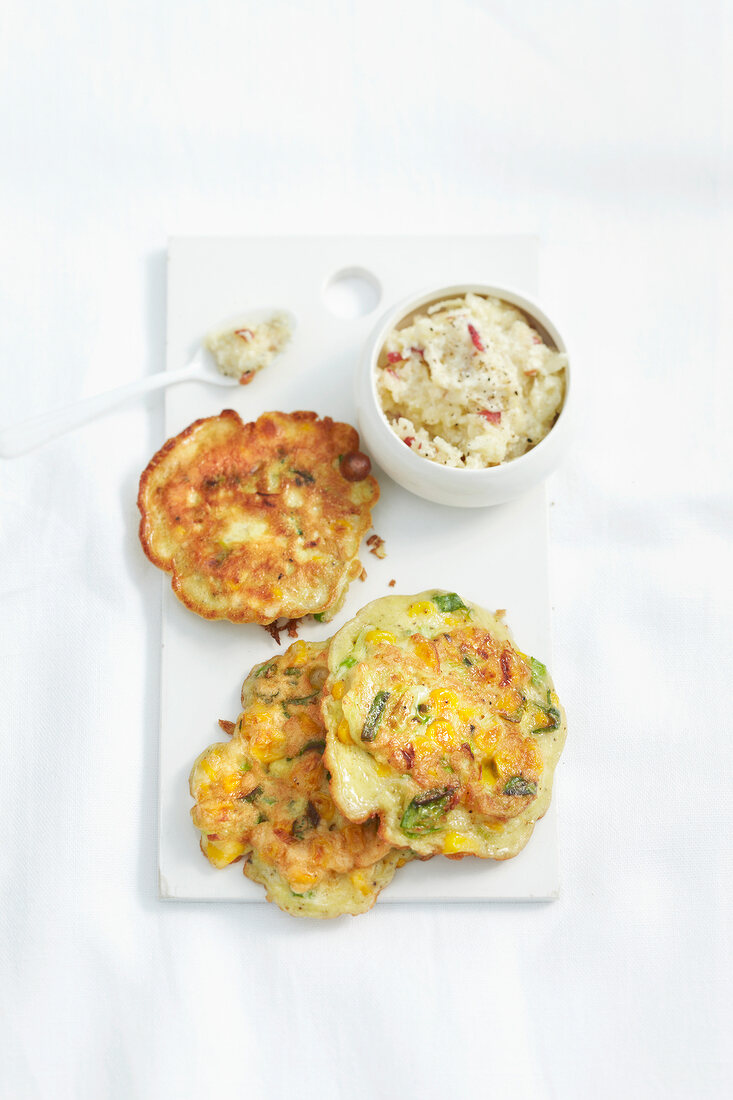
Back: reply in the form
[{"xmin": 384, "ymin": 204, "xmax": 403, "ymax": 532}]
[{"xmin": 0, "ymin": 365, "xmax": 193, "ymax": 458}]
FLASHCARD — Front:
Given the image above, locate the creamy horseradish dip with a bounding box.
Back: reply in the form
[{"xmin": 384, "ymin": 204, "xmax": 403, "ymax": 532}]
[
  {"xmin": 376, "ymin": 293, "xmax": 567, "ymax": 468},
  {"xmin": 206, "ymin": 312, "xmax": 293, "ymax": 385}
]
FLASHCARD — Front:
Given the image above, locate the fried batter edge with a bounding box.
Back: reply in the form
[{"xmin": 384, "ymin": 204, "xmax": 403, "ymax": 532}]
[{"xmin": 137, "ymin": 408, "xmax": 243, "ymax": 573}]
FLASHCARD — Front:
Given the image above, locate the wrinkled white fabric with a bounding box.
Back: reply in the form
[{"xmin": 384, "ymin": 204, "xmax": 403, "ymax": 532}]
[{"xmin": 1, "ymin": 2, "xmax": 731, "ymax": 1098}]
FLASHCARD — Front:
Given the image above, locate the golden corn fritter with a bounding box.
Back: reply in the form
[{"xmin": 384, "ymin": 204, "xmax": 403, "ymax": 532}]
[
  {"xmin": 189, "ymin": 641, "xmax": 409, "ymax": 918},
  {"xmin": 322, "ymin": 591, "xmax": 566, "ymax": 860},
  {"xmin": 138, "ymin": 410, "xmax": 379, "ymax": 625}
]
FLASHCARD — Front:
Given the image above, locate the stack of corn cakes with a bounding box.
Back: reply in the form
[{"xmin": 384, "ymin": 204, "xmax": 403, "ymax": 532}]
[{"xmin": 190, "ymin": 589, "xmax": 566, "ymax": 918}]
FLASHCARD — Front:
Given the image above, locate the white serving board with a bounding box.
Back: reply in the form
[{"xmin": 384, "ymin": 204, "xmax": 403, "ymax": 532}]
[{"xmin": 159, "ymin": 235, "xmax": 560, "ymax": 902}]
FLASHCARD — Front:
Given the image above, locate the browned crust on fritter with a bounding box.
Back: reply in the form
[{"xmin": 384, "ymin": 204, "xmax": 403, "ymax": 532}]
[
  {"xmin": 137, "ymin": 410, "xmax": 234, "ymax": 570},
  {"xmin": 137, "ymin": 409, "xmax": 379, "ymax": 624},
  {"xmin": 190, "ymin": 643, "xmax": 393, "ymax": 889}
]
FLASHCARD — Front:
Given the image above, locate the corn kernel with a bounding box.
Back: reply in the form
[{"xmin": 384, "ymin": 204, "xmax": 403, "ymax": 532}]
[
  {"xmin": 331, "ymin": 680, "xmax": 346, "ymax": 700},
  {"xmin": 496, "ymin": 687, "xmax": 524, "ymax": 717},
  {"xmin": 492, "ymin": 749, "xmax": 514, "ymax": 775},
  {"xmin": 249, "ymin": 728, "xmax": 287, "ymax": 763},
  {"xmin": 310, "ymin": 792, "xmax": 336, "ymax": 823},
  {"xmin": 474, "ymin": 723, "xmax": 501, "ymax": 754},
  {"xmin": 443, "ymin": 830, "xmax": 473, "ymax": 855},
  {"xmin": 349, "ymin": 871, "xmax": 373, "ymax": 897},
  {"xmin": 295, "ymin": 714, "xmax": 321, "ymax": 737},
  {"xmin": 427, "ymin": 718, "xmax": 458, "ymax": 749},
  {"xmin": 199, "ymin": 744, "xmax": 230, "ymax": 781},
  {"xmin": 413, "ymin": 640, "xmax": 440, "ymax": 671},
  {"xmin": 287, "ymin": 640, "xmax": 309, "ymax": 668},
  {"xmin": 205, "ymin": 839, "xmax": 246, "ymax": 867},
  {"xmin": 412, "ymin": 734, "xmax": 434, "ymax": 757},
  {"xmin": 481, "ymin": 759, "xmax": 498, "ymax": 783},
  {"xmin": 337, "ymin": 719, "xmax": 352, "ymax": 744},
  {"xmin": 221, "ymin": 773, "xmax": 240, "ymax": 795},
  {"xmin": 429, "ymin": 688, "xmax": 458, "ymax": 714},
  {"xmin": 365, "ymin": 629, "xmax": 396, "ymax": 646},
  {"xmin": 375, "ymin": 761, "xmax": 392, "ymax": 777},
  {"xmin": 289, "ymin": 869, "xmax": 319, "ymax": 889},
  {"xmin": 408, "ymin": 600, "xmax": 435, "ymax": 617},
  {"xmin": 201, "ymin": 758, "xmax": 218, "ymax": 781},
  {"xmin": 240, "ymin": 707, "xmax": 272, "ymax": 733}
]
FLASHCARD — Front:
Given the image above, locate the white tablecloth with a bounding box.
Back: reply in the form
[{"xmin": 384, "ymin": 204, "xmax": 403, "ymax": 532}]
[{"xmin": 1, "ymin": 2, "xmax": 731, "ymax": 1097}]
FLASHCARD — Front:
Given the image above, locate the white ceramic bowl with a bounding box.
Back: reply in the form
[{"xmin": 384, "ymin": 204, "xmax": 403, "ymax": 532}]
[{"xmin": 355, "ymin": 283, "xmax": 572, "ymax": 508}]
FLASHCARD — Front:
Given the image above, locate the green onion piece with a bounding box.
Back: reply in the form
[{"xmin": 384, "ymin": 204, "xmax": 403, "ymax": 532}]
[
  {"xmin": 531, "ymin": 695, "xmax": 560, "ymax": 734},
  {"xmin": 529, "ymin": 657, "xmax": 547, "ymax": 686},
  {"xmin": 415, "ymin": 703, "xmax": 431, "ymax": 724},
  {"xmin": 291, "ymin": 468, "xmax": 315, "ymax": 484},
  {"xmin": 254, "ymin": 661, "xmax": 276, "ymax": 679},
  {"xmin": 291, "ymin": 812, "xmax": 315, "ymax": 839},
  {"xmin": 239, "ymin": 760, "xmax": 252, "ymax": 773},
  {"xmin": 361, "ymin": 691, "xmax": 391, "ymax": 742},
  {"xmin": 254, "ymin": 689, "xmax": 280, "ymax": 704},
  {"xmin": 503, "ymin": 777, "xmax": 537, "ymax": 797},
  {"xmin": 432, "ymin": 592, "xmax": 468, "ymax": 614},
  {"xmin": 243, "ymin": 785, "xmax": 262, "ymax": 803},
  {"xmin": 286, "ymin": 691, "xmax": 320, "ymax": 707},
  {"xmin": 313, "ymin": 612, "xmax": 326, "ymax": 622},
  {"xmin": 400, "ymin": 788, "xmax": 452, "ymax": 836},
  {"xmin": 281, "ymin": 689, "xmax": 320, "ymax": 717},
  {"xmin": 339, "ymin": 655, "xmax": 357, "ymax": 669}
]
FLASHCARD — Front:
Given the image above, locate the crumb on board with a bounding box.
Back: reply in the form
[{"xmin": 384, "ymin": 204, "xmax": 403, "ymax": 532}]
[
  {"xmin": 359, "ymin": 566, "xmax": 367, "ymax": 581},
  {"xmin": 218, "ymin": 719, "xmax": 236, "ymax": 736},
  {"xmin": 366, "ymin": 533, "xmax": 387, "ymax": 559},
  {"xmin": 261, "ymin": 618, "xmax": 301, "ymax": 645},
  {"xmin": 388, "ymin": 579, "xmax": 396, "ymax": 587}
]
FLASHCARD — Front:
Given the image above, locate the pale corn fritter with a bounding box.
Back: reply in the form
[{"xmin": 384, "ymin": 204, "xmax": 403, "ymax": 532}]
[{"xmin": 322, "ymin": 591, "xmax": 566, "ymax": 859}]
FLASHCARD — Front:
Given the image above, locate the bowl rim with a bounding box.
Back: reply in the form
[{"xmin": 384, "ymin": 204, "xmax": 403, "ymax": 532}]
[{"xmin": 360, "ymin": 281, "xmax": 572, "ymax": 482}]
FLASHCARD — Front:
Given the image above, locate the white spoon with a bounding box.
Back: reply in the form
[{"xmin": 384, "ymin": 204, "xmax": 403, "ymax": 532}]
[{"xmin": 0, "ymin": 307, "xmax": 296, "ymax": 458}]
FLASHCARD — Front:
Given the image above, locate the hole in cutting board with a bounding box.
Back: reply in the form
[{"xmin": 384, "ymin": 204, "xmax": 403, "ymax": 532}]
[{"xmin": 323, "ymin": 267, "xmax": 381, "ymax": 318}]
